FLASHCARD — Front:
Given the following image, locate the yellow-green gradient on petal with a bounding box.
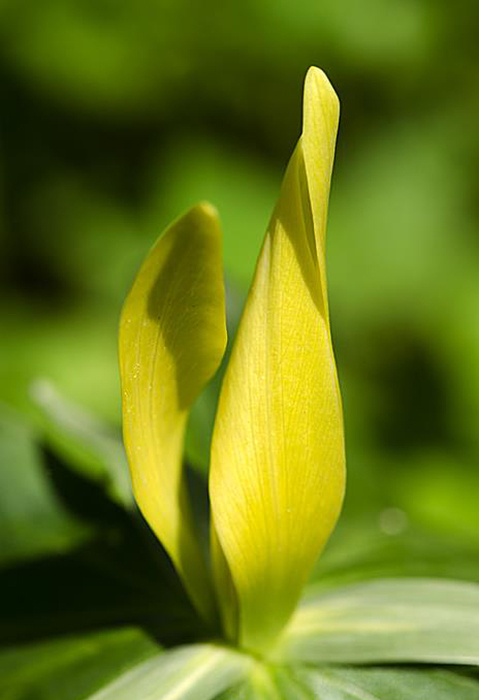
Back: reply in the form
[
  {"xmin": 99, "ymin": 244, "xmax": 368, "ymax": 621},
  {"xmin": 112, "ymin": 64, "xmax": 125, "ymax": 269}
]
[
  {"xmin": 119, "ymin": 203, "xmax": 227, "ymax": 624},
  {"xmin": 209, "ymin": 68, "xmax": 345, "ymax": 651}
]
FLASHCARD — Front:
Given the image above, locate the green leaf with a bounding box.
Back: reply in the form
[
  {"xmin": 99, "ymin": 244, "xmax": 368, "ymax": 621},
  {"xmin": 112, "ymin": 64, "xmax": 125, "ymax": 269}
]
[
  {"xmin": 31, "ymin": 379, "xmax": 132, "ymax": 508},
  {"xmin": 221, "ymin": 664, "xmax": 479, "ymax": 700},
  {"xmin": 0, "ymin": 627, "xmax": 159, "ymax": 700},
  {"xmin": 297, "ymin": 666, "xmax": 479, "ymax": 700},
  {"xmin": 278, "ymin": 578, "xmax": 479, "ymax": 665},
  {"xmin": 86, "ymin": 643, "xmax": 252, "ymax": 700},
  {"xmin": 0, "ymin": 406, "xmax": 90, "ymax": 567},
  {"xmin": 4, "ymin": 631, "xmax": 478, "ymax": 700}
]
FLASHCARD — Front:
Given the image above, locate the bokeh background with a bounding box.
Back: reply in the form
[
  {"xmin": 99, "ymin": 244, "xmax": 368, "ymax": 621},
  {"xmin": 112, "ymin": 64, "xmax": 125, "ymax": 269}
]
[{"xmin": 1, "ymin": 0, "xmax": 479, "ymax": 656}]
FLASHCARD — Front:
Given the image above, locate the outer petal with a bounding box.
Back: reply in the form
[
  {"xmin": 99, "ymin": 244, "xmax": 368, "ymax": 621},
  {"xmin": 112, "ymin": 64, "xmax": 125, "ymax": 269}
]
[
  {"xmin": 119, "ymin": 203, "xmax": 227, "ymax": 623},
  {"xmin": 209, "ymin": 68, "xmax": 345, "ymax": 651}
]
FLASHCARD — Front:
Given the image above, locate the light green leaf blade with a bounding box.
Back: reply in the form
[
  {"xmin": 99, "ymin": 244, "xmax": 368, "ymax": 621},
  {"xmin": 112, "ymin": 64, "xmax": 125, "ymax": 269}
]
[
  {"xmin": 31, "ymin": 379, "xmax": 132, "ymax": 508},
  {"xmin": 278, "ymin": 578, "xmax": 479, "ymax": 665},
  {"xmin": 87, "ymin": 644, "xmax": 251, "ymax": 700},
  {"xmin": 220, "ymin": 664, "xmax": 479, "ymax": 700},
  {"xmin": 300, "ymin": 666, "xmax": 479, "ymax": 700}
]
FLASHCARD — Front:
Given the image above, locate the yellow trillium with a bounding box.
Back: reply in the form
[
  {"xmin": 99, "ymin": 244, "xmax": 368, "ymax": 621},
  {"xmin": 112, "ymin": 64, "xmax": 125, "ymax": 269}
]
[{"xmin": 119, "ymin": 67, "xmax": 345, "ymax": 653}]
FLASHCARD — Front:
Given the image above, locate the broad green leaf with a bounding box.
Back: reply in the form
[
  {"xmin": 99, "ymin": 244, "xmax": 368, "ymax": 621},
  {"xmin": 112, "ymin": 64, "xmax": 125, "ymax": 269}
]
[
  {"xmin": 209, "ymin": 67, "xmax": 345, "ymax": 651},
  {"xmin": 119, "ymin": 203, "xmax": 227, "ymax": 624},
  {"xmin": 298, "ymin": 666, "xmax": 479, "ymax": 700},
  {"xmin": 278, "ymin": 578, "xmax": 479, "ymax": 665},
  {"xmin": 87, "ymin": 643, "xmax": 251, "ymax": 700},
  {"xmin": 7, "ymin": 631, "xmax": 475, "ymax": 700},
  {"xmin": 0, "ymin": 627, "xmax": 159, "ymax": 700},
  {"xmin": 0, "ymin": 407, "xmax": 89, "ymax": 567},
  {"xmin": 31, "ymin": 379, "xmax": 132, "ymax": 507},
  {"xmin": 220, "ymin": 664, "xmax": 479, "ymax": 700}
]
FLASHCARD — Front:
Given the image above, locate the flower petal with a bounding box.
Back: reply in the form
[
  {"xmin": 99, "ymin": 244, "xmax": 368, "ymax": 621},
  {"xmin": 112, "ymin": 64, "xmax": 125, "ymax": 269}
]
[
  {"xmin": 209, "ymin": 68, "xmax": 345, "ymax": 651},
  {"xmin": 119, "ymin": 203, "xmax": 227, "ymax": 623}
]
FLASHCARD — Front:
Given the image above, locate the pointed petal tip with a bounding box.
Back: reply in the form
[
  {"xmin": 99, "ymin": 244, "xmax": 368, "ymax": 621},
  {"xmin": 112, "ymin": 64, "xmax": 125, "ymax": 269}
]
[
  {"xmin": 197, "ymin": 200, "xmax": 219, "ymax": 216},
  {"xmin": 179, "ymin": 202, "xmax": 222, "ymax": 249},
  {"xmin": 304, "ymin": 66, "xmax": 340, "ymax": 115},
  {"xmin": 190, "ymin": 200, "xmax": 220, "ymax": 224}
]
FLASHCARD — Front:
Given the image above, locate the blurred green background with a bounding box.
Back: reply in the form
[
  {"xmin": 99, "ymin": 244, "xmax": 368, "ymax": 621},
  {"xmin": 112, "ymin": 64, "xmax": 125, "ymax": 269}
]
[{"xmin": 1, "ymin": 0, "xmax": 479, "ymax": 654}]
